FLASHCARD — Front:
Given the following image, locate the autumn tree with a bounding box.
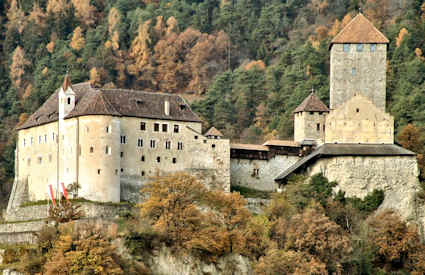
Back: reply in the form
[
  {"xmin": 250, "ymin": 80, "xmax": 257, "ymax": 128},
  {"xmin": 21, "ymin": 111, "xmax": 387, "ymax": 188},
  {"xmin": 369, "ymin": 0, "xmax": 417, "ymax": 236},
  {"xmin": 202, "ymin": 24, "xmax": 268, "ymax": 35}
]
[
  {"xmin": 71, "ymin": 0, "xmax": 96, "ymax": 26},
  {"xmin": 70, "ymin": 26, "xmax": 85, "ymax": 51},
  {"xmin": 10, "ymin": 46, "xmax": 30, "ymax": 95},
  {"xmin": 367, "ymin": 211, "xmax": 425, "ymax": 273}
]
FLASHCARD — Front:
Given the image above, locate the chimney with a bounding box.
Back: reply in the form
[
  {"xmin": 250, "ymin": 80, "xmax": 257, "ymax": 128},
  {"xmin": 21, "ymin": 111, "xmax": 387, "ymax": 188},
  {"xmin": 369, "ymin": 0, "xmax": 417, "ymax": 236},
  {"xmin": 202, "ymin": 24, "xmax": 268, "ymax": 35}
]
[
  {"xmin": 62, "ymin": 74, "xmax": 72, "ymax": 91},
  {"xmin": 164, "ymin": 100, "xmax": 170, "ymax": 116}
]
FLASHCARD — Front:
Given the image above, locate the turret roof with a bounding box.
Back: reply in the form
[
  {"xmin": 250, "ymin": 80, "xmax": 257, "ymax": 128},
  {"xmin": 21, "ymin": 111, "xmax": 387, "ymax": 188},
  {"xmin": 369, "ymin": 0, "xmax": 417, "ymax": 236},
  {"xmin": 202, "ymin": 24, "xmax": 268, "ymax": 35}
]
[
  {"xmin": 293, "ymin": 93, "xmax": 329, "ymax": 113},
  {"xmin": 62, "ymin": 74, "xmax": 72, "ymax": 91},
  {"xmin": 331, "ymin": 13, "xmax": 389, "ymax": 45},
  {"xmin": 205, "ymin": 127, "xmax": 223, "ymax": 137}
]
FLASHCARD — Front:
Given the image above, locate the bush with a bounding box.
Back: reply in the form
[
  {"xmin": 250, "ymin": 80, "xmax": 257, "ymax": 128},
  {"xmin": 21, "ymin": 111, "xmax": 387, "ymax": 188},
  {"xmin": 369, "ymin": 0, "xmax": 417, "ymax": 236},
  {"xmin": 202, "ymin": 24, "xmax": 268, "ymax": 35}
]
[{"xmin": 348, "ymin": 189, "xmax": 385, "ymax": 214}]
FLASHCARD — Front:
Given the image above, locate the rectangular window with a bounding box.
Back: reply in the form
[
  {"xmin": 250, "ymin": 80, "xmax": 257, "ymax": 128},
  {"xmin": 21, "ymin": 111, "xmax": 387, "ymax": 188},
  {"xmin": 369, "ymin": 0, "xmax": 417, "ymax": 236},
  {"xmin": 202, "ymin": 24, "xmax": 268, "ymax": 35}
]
[
  {"xmin": 120, "ymin": 136, "xmax": 126, "ymax": 144},
  {"xmin": 141, "ymin": 156, "xmax": 145, "ymax": 162},
  {"xmin": 38, "ymin": 156, "xmax": 42, "ymax": 164},
  {"xmin": 172, "ymin": 157, "xmax": 177, "ymax": 164},
  {"xmin": 140, "ymin": 122, "xmax": 146, "ymax": 131},
  {"xmin": 141, "ymin": 171, "xmax": 145, "ymax": 176},
  {"xmin": 154, "ymin": 123, "xmax": 159, "ymax": 132},
  {"xmin": 23, "ymin": 139, "xmax": 26, "ymax": 147},
  {"xmin": 162, "ymin": 124, "xmax": 168, "ymax": 132},
  {"xmin": 44, "ymin": 135, "xmax": 47, "ymax": 143},
  {"xmin": 212, "ymin": 144, "xmax": 216, "ymax": 149},
  {"xmin": 138, "ymin": 138, "xmax": 143, "ymax": 147},
  {"xmin": 150, "ymin": 140, "xmax": 156, "ymax": 148},
  {"xmin": 106, "ymin": 126, "xmax": 110, "ymax": 133},
  {"xmin": 323, "ymin": 124, "xmax": 325, "ymax": 132},
  {"xmin": 98, "ymin": 169, "xmax": 101, "ymax": 175},
  {"xmin": 370, "ymin": 44, "xmax": 377, "ymax": 52},
  {"xmin": 177, "ymin": 142, "xmax": 183, "ymax": 150},
  {"xmin": 157, "ymin": 156, "xmax": 161, "ymax": 163},
  {"xmin": 317, "ymin": 123, "xmax": 320, "ymax": 131},
  {"xmin": 343, "ymin": 44, "xmax": 350, "ymax": 52},
  {"xmin": 174, "ymin": 125, "xmax": 179, "ymax": 133},
  {"xmin": 31, "ymin": 137, "xmax": 33, "ymax": 145},
  {"xmin": 52, "ymin": 133, "xmax": 55, "ymax": 142},
  {"xmin": 194, "ymin": 135, "xmax": 198, "ymax": 140},
  {"xmin": 38, "ymin": 136, "xmax": 41, "ymax": 144},
  {"xmin": 90, "ymin": 146, "xmax": 94, "ymax": 153},
  {"xmin": 105, "ymin": 146, "xmax": 111, "ymax": 155},
  {"xmin": 165, "ymin": 141, "xmax": 171, "ymax": 149},
  {"xmin": 356, "ymin": 44, "xmax": 363, "ymax": 52},
  {"xmin": 352, "ymin": 68, "xmax": 356, "ymax": 75},
  {"xmin": 49, "ymin": 154, "xmax": 52, "ymax": 162},
  {"xmin": 120, "ymin": 152, "xmax": 124, "ymax": 158}
]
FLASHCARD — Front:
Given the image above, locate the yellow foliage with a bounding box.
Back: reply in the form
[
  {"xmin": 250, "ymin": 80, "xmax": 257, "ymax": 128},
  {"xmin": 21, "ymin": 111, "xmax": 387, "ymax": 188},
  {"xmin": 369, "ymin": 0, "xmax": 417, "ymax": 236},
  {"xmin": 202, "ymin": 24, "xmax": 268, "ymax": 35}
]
[
  {"xmin": 6, "ymin": 0, "xmax": 26, "ymax": 33},
  {"xmin": 415, "ymin": 48, "xmax": 424, "ymax": 60},
  {"xmin": 70, "ymin": 27, "xmax": 85, "ymax": 51},
  {"xmin": 46, "ymin": 41, "xmax": 55, "ymax": 53},
  {"xmin": 111, "ymin": 31, "xmax": 120, "ymax": 51},
  {"xmin": 72, "ymin": 0, "xmax": 96, "ymax": 26},
  {"xmin": 23, "ymin": 84, "xmax": 32, "ymax": 99},
  {"xmin": 89, "ymin": 67, "xmax": 101, "ymax": 87},
  {"xmin": 128, "ymin": 20, "xmax": 152, "ymax": 74},
  {"xmin": 315, "ymin": 25, "xmax": 328, "ymax": 41},
  {"xmin": 108, "ymin": 7, "xmax": 121, "ymax": 34},
  {"xmin": 46, "ymin": 0, "xmax": 68, "ymax": 14},
  {"xmin": 28, "ymin": 2, "xmax": 46, "ymax": 26},
  {"xmin": 166, "ymin": 16, "xmax": 178, "ymax": 35},
  {"xmin": 396, "ymin": 28, "xmax": 409, "ymax": 48},
  {"xmin": 328, "ymin": 19, "xmax": 341, "ymax": 37},
  {"xmin": 341, "ymin": 13, "xmax": 352, "ymax": 28},
  {"xmin": 10, "ymin": 46, "xmax": 30, "ymax": 89}
]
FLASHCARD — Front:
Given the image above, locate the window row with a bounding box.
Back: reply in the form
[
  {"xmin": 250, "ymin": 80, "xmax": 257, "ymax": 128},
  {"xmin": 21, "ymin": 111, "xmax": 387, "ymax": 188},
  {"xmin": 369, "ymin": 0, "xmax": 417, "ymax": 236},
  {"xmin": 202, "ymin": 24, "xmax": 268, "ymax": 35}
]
[
  {"xmin": 23, "ymin": 133, "xmax": 56, "ymax": 147},
  {"xmin": 343, "ymin": 43, "xmax": 377, "ymax": 53},
  {"xmin": 26, "ymin": 154, "xmax": 53, "ymax": 166},
  {"xmin": 122, "ymin": 136, "xmax": 183, "ymax": 150},
  {"xmin": 142, "ymin": 122, "xmax": 180, "ymax": 133}
]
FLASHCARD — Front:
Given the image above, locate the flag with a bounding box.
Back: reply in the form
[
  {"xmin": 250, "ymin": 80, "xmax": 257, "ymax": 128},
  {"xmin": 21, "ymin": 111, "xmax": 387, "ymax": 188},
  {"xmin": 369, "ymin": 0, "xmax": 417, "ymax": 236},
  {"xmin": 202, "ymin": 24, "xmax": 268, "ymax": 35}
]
[
  {"xmin": 48, "ymin": 184, "xmax": 57, "ymax": 207},
  {"xmin": 60, "ymin": 182, "xmax": 69, "ymax": 201}
]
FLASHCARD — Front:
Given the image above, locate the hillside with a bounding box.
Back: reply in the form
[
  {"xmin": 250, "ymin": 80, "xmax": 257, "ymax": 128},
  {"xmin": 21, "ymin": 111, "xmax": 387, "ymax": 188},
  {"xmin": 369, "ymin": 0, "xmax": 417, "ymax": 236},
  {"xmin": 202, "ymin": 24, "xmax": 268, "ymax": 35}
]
[{"xmin": 1, "ymin": 0, "xmax": 425, "ymax": 203}]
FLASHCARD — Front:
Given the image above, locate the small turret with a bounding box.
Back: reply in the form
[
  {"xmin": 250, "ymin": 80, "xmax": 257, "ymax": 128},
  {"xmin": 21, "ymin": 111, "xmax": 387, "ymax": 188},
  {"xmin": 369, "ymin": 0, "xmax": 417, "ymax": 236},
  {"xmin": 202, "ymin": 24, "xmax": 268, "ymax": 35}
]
[
  {"xmin": 293, "ymin": 92, "xmax": 329, "ymax": 145},
  {"xmin": 59, "ymin": 74, "xmax": 76, "ymax": 119}
]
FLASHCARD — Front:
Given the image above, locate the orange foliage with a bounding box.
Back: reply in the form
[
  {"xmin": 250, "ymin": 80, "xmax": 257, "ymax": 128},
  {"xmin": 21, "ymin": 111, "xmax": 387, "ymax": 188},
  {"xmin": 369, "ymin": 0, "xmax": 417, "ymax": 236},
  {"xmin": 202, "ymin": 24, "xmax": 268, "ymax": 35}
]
[
  {"xmin": 6, "ymin": 0, "xmax": 26, "ymax": 33},
  {"xmin": 28, "ymin": 2, "xmax": 46, "ymax": 27},
  {"xmin": 244, "ymin": 60, "xmax": 266, "ymax": 71},
  {"xmin": 397, "ymin": 123, "xmax": 423, "ymax": 153},
  {"xmin": 396, "ymin": 28, "xmax": 409, "ymax": 48},
  {"xmin": 315, "ymin": 25, "xmax": 328, "ymax": 41},
  {"xmin": 71, "ymin": 0, "xmax": 96, "ymax": 26},
  {"xmin": 328, "ymin": 19, "xmax": 341, "ymax": 37},
  {"xmin": 10, "ymin": 46, "xmax": 30, "ymax": 90}
]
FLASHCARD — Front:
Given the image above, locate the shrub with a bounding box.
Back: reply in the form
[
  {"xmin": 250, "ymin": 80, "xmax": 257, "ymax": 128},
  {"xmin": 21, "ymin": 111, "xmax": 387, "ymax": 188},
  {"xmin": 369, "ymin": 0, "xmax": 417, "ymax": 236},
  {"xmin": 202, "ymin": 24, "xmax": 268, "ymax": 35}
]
[{"xmin": 348, "ymin": 189, "xmax": 385, "ymax": 214}]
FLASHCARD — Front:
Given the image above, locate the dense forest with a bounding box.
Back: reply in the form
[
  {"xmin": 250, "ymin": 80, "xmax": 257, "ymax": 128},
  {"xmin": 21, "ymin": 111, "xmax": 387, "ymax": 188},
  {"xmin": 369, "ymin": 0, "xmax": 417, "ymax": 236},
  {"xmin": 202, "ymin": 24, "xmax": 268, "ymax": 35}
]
[{"xmin": 1, "ymin": 0, "xmax": 425, "ymax": 199}]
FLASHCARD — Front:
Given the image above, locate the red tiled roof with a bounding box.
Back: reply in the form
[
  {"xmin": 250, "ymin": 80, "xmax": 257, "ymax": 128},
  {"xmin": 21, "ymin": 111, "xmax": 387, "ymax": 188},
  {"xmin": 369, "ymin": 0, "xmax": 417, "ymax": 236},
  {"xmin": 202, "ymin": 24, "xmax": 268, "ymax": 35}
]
[
  {"xmin": 293, "ymin": 93, "xmax": 329, "ymax": 113},
  {"xmin": 331, "ymin": 13, "xmax": 389, "ymax": 45}
]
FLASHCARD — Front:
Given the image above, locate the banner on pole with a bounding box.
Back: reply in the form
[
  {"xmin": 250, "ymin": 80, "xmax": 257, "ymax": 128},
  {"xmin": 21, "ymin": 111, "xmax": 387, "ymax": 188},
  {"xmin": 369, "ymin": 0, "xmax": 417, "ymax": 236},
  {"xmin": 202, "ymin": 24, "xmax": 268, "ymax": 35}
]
[
  {"xmin": 47, "ymin": 184, "xmax": 57, "ymax": 207},
  {"xmin": 60, "ymin": 182, "xmax": 69, "ymax": 201}
]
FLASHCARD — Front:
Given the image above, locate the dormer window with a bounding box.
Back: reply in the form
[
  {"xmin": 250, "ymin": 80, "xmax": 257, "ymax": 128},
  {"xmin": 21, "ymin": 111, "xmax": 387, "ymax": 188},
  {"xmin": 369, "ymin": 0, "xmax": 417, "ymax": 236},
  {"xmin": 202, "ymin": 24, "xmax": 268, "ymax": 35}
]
[
  {"xmin": 136, "ymin": 100, "xmax": 143, "ymax": 105},
  {"xmin": 179, "ymin": 104, "xmax": 186, "ymax": 110}
]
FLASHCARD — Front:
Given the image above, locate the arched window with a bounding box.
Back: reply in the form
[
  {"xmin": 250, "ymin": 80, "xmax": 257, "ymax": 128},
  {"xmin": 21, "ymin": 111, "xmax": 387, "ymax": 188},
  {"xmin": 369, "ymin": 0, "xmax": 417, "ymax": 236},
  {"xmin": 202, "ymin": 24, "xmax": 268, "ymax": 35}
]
[{"xmin": 67, "ymin": 97, "xmax": 71, "ymax": 104}]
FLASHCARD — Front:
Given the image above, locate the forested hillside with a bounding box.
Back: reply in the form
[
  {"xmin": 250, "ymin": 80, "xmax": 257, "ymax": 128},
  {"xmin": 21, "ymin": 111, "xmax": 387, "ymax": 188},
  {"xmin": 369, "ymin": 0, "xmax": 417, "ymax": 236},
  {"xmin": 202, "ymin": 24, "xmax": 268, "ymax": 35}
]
[{"xmin": 1, "ymin": 0, "xmax": 425, "ymax": 198}]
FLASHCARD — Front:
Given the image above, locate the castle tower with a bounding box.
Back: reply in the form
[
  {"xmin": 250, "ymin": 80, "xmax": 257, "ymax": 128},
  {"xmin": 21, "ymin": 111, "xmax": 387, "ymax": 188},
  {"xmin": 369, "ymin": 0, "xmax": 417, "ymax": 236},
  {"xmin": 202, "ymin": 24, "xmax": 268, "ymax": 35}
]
[
  {"xmin": 58, "ymin": 74, "xmax": 76, "ymax": 119},
  {"xmin": 330, "ymin": 13, "xmax": 389, "ymax": 111},
  {"xmin": 294, "ymin": 92, "xmax": 329, "ymax": 144}
]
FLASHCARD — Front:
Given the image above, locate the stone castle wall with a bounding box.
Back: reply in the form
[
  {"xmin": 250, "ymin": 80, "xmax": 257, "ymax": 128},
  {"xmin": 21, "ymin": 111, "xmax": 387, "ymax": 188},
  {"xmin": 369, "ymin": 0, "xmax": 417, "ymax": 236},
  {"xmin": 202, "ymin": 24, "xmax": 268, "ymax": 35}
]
[
  {"xmin": 325, "ymin": 95, "xmax": 394, "ymax": 144},
  {"xmin": 230, "ymin": 155, "xmax": 299, "ymax": 191},
  {"xmin": 330, "ymin": 43, "xmax": 386, "ymax": 110},
  {"xmin": 14, "ymin": 114, "xmax": 230, "ymax": 205},
  {"xmin": 308, "ymin": 156, "xmax": 421, "ymax": 222}
]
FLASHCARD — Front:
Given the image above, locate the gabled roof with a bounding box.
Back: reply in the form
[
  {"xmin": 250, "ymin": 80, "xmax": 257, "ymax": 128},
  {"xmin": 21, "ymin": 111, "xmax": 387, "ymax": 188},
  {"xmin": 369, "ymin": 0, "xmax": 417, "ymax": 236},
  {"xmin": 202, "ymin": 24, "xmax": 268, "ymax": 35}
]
[
  {"xmin": 293, "ymin": 93, "xmax": 329, "ymax": 113},
  {"xmin": 275, "ymin": 143, "xmax": 415, "ymax": 181},
  {"xmin": 331, "ymin": 13, "xmax": 389, "ymax": 45},
  {"xmin": 18, "ymin": 82, "xmax": 202, "ymax": 130},
  {"xmin": 263, "ymin": 140, "xmax": 300, "ymax": 147},
  {"xmin": 205, "ymin": 127, "xmax": 223, "ymax": 137}
]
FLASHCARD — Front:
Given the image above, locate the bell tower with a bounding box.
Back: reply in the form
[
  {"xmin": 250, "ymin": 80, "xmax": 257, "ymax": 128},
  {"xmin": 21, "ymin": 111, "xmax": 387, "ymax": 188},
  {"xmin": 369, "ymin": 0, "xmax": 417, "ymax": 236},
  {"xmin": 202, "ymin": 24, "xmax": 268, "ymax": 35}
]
[{"xmin": 329, "ymin": 13, "xmax": 389, "ymax": 111}]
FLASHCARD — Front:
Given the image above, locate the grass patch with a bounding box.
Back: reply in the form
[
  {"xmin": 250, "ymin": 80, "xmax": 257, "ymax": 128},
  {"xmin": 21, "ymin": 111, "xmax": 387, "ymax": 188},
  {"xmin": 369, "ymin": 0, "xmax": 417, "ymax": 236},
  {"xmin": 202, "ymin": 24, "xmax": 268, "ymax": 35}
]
[
  {"xmin": 21, "ymin": 198, "xmax": 132, "ymax": 208},
  {"xmin": 231, "ymin": 185, "xmax": 271, "ymax": 199}
]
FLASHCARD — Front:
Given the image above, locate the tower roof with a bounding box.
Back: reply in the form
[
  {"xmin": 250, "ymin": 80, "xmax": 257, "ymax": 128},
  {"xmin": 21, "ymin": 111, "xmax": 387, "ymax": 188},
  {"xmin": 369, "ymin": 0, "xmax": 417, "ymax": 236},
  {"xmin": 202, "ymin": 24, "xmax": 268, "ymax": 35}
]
[
  {"xmin": 62, "ymin": 74, "xmax": 72, "ymax": 91},
  {"xmin": 293, "ymin": 93, "xmax": 329, "ymax": 113},
  {"xmin": 331, "ymin": 13, "xmax": 389, "ymax": 46},
  {"xmin": 205, "ymin": 127, "xmax": 223, "ymax": 137}
]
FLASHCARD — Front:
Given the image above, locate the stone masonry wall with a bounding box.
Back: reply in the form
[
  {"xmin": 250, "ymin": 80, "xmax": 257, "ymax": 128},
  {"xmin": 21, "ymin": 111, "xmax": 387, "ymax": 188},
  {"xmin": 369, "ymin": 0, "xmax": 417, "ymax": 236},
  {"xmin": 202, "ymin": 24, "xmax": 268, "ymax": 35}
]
[
  {"xmin": 308, "ymin": 156, "xmax": 421, "ymax": 224},
  {"xmin": 231, "ymin": 155, "xmax": 300, "ymax": 191},
  {"xmin": 330, "ymin": 43, "xmax": 386, "ymax": 111}
]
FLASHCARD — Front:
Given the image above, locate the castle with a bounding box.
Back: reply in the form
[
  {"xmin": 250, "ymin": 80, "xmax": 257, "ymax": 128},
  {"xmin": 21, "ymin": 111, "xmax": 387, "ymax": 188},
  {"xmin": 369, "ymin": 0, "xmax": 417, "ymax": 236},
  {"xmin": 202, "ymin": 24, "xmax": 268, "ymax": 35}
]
[
  {"xmin": 6, "ymin": 14, "xmax": 423, "ymax": 226},
  {"xmin": 8, "ymin": 80, "xmax": 229, "ymax": 211}
]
